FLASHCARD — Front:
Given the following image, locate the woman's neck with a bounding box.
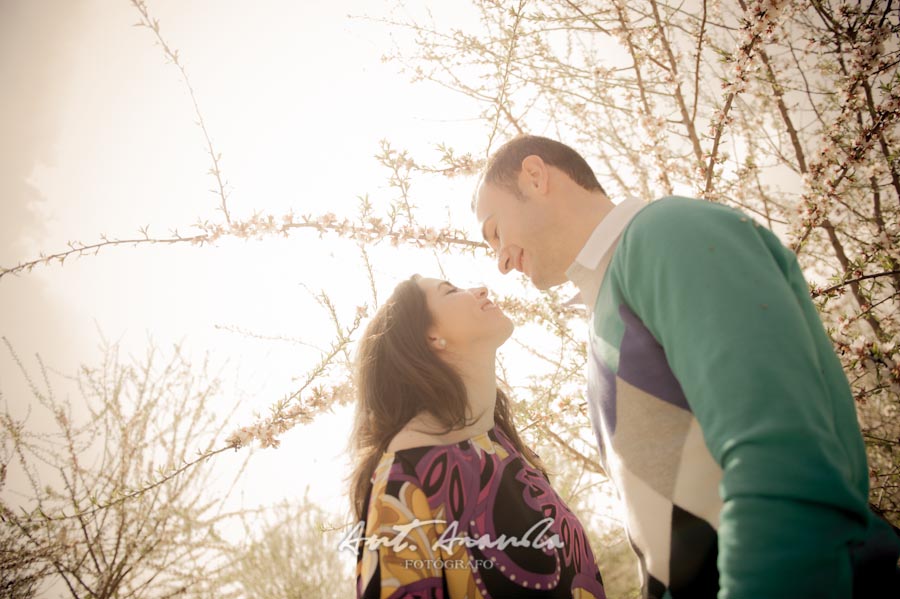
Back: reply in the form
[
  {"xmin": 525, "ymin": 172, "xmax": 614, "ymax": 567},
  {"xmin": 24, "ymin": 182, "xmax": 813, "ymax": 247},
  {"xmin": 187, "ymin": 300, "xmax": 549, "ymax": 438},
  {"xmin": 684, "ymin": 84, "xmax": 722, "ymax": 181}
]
[
  {"xmin": 457, "ymin": 352, "xmax": 498, "ymax": 433},
  {"xmin": 410, "ymin": 351, "xmax": 498, "ymax": 438}
]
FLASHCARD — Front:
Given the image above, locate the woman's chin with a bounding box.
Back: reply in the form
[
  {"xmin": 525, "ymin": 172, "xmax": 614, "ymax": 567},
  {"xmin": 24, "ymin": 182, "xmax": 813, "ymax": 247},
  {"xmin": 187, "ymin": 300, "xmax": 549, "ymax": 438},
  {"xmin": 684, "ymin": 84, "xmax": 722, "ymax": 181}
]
[{"xmin": 498, "ymin": 319, "xmax": 515, "ymax": 342}]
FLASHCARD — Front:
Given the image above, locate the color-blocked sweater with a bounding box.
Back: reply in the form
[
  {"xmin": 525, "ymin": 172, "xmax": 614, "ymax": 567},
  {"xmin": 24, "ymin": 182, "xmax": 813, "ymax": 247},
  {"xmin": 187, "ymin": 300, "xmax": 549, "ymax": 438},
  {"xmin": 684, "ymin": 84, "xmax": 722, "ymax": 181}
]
[{"xmin": 565, "ymin": 195, "xmax": 900, "ymax": 598}]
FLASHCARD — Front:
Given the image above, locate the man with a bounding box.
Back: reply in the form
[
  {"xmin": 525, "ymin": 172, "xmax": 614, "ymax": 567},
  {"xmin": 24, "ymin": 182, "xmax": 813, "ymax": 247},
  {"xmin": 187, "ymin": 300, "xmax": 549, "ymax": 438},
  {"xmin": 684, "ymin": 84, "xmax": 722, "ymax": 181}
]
[{"xmin": 472, "ymin": 134, "xmax": 900, "ymax": 598}]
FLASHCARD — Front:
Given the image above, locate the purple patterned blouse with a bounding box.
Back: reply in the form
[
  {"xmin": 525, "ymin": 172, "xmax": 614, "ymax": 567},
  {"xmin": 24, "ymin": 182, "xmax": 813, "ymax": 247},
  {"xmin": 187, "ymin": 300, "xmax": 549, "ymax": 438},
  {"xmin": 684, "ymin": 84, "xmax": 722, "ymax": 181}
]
[{"xmin": 355, "ymin": 424, "xmax": 607, "ymax": 598}]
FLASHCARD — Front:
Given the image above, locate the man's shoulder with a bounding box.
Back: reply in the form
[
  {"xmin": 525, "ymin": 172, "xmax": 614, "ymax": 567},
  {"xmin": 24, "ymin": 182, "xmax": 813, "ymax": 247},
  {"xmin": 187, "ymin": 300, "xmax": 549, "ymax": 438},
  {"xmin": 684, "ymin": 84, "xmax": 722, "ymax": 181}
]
[
  {"xmin": 622, "ymin": 195, "xmax": 747, "ymax": 242},
  {"xmin": 630, "ymin": 194, "xmax": 738, "ymax": 223},
  {"xmin": 605, "ymin": 196, "xmax": 754, "ymax": 280}
]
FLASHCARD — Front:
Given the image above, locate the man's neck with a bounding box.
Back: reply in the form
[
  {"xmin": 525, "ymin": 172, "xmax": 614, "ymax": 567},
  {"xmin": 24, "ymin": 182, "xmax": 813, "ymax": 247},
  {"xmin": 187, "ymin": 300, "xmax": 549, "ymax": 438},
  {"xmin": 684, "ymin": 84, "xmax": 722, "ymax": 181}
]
[
  {"xmin": 565, "ymin": 194, "xmax": 645, "ymax": 310},
  {"xmin": 562, "ymin": 187, "xmax": 616, "ymax": 267}
]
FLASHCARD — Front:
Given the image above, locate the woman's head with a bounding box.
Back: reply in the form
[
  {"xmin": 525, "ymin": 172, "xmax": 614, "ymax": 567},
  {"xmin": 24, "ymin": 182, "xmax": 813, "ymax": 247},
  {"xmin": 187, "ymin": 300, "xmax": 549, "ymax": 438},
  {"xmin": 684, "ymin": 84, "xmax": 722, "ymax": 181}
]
[
  {"xmin": 354, "ymin": 275, "xmax": 477, "ymax": 439},
  {"xmin": 346, "ymin": 274, "xmax": 547, "ymax": 520},
  {"xmin": 415, "ymin": 275, "xmax": 514, "ymax": 354}
]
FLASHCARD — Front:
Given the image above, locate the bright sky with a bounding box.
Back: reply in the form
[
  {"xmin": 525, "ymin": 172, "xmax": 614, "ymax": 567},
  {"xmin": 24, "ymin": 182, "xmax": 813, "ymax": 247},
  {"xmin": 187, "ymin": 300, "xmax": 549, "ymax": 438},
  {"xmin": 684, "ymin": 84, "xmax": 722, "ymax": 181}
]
[
  {"xmin": 1, "ymin": 0, "xmax": 426, "ymax": 487},
  {"xmin": 1, "ymin": 0, "xmax": 604, "ymax": 568},
  {"xmin": 1, "ymin": 4, "xmax": 641, "ymax": 588},
  {"xmin": 6, "ymin": 3, "xmax": 872, "ymax": 596}
]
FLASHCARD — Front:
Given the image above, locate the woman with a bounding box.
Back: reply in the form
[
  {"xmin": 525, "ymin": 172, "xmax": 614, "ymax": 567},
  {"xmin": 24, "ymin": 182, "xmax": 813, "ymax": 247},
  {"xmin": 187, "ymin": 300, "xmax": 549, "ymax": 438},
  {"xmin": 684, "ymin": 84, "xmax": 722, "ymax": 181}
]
[{"xmin": 346, "ymin": 274, "xmax": 607, "ymax": 598}]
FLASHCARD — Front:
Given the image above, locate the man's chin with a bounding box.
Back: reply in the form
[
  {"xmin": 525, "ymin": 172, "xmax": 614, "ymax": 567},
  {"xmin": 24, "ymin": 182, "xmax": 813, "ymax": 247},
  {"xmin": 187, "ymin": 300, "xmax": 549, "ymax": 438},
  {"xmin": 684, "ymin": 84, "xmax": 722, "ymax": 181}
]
[{"xmin": 528, "ymin": 272, "xmax": 566, "ymax": 291}]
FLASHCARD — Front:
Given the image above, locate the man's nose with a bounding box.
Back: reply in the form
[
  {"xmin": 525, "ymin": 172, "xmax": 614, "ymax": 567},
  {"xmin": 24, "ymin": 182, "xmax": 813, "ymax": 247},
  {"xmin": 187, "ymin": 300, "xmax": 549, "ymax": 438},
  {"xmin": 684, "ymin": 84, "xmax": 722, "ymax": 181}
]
[{"xmin": 498, "ymin": 247, "xmax": 515, "ymax": 275}]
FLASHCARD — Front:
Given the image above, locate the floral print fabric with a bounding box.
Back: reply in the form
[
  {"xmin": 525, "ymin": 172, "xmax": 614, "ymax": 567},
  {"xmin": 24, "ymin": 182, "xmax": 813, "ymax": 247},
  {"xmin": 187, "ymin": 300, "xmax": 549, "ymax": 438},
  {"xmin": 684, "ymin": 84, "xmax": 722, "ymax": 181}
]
[{"xmin": 355, "ymin": 424, "xmax": 607, "ymax": 598}]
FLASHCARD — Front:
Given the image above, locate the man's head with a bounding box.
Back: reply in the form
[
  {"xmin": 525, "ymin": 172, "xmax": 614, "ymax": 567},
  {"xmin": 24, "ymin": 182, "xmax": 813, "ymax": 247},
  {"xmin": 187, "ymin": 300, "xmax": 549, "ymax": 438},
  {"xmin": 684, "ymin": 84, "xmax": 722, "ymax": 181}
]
[{"xmin": 473, "ymin": 134, "xmax": 611, "ymax": 290}]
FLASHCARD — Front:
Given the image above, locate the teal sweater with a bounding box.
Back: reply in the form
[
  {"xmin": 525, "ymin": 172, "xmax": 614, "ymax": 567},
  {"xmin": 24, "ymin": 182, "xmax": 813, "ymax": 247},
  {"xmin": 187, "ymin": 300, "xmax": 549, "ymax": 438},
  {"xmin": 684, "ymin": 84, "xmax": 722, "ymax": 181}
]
[{"xmin": 572, "ymin": 195, "xmax": 899, "ymax": 598}]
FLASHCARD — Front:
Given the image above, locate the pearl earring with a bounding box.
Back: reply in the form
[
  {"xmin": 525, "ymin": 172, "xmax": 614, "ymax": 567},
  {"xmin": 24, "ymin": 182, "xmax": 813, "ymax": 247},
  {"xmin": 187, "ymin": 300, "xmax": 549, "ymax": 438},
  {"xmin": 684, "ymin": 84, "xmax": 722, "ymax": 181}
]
[{"xmin": 437, "ymin": 338, "xmax": 447, "ymax": 349}]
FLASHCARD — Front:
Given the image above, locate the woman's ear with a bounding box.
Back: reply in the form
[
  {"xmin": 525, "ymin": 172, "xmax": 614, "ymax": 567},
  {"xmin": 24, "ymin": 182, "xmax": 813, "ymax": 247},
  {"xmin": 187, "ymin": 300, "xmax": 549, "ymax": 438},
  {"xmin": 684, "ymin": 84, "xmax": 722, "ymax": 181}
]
[{"xmin": 428, "ymin": 335, "xmax": 447, "ymax": 350}]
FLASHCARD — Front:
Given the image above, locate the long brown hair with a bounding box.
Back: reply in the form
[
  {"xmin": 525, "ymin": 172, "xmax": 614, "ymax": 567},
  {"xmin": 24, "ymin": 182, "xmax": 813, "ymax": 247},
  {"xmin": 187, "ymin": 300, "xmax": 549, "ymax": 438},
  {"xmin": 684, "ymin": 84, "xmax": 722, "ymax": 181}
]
[{"xmin": 345, "ymin": 274, "xmax": 551, "ymax": 521}]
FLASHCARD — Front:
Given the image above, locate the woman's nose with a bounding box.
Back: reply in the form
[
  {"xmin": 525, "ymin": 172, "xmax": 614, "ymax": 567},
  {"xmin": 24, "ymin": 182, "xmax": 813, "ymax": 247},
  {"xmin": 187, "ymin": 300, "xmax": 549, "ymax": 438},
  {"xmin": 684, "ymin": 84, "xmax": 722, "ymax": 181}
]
[{"xmin": 468, "ymin": 286, "xmax": 488, "ymax": 298}]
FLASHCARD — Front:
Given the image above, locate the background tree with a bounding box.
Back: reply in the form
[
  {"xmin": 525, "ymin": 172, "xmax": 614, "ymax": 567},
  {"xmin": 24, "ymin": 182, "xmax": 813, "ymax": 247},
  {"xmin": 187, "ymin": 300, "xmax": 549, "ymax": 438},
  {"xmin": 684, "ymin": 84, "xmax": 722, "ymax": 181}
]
[
  {"xmin": 2, "ymin": 0, "xmax": 898, "ymax": 595},
  {"xmin": 209, "ymin": 491, "xmax": 355, "ymax": 599},
  {"xmin": 0, "ymin": 518, "xmax": 54, "ymax": 599},
  {"xmin": 368, "ymin": 0, "xmax": 900, "ymax": 521},
  {"xmin": 0, "ymin": 336, "xmax": 250, "ymax": 598}
]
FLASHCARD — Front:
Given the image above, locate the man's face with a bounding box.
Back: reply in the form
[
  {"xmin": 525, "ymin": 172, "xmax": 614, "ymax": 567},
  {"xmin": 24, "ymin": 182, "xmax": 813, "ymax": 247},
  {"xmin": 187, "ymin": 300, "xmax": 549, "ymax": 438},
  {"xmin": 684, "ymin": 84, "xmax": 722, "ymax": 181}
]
[{"xmin": 474, "ymin": 177, "xmax": 569, "ymax": 290}]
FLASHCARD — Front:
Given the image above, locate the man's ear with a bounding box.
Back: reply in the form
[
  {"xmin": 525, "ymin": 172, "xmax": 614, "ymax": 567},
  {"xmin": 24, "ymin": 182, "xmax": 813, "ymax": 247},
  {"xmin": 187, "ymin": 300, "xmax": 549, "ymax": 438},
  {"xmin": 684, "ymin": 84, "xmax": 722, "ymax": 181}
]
[{"xmin": 519, "ymin": 154, "xmax": 549, "ymax": 196}]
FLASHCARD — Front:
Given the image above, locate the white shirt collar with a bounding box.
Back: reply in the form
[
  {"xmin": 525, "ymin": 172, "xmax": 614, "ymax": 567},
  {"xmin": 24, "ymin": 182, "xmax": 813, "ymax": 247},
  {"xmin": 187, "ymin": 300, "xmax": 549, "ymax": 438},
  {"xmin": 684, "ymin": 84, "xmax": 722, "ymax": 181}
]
[{"xmin": 564, "ymin": 197, "xmax": 647, "ymax": 309}]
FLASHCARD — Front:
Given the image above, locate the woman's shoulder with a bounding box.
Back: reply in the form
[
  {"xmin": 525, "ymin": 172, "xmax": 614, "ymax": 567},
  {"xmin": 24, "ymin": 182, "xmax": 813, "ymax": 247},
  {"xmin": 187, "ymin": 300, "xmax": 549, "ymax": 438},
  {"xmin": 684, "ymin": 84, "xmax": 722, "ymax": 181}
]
[
  {"xmin": 385, "ymin": 428, "xmax": 443, "ymax": 453},
  {"xmin": 385, "ymin": 419, "xmax": 498, "ymax": 454}
]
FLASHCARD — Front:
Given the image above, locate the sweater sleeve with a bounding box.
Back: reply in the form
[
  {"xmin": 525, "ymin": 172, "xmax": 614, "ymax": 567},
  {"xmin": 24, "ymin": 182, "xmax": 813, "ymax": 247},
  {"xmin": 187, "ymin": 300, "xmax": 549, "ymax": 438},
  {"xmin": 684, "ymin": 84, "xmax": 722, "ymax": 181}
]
[{"xmin": 613, "ymin": 196, "xmax": 871, "ymax": 598}]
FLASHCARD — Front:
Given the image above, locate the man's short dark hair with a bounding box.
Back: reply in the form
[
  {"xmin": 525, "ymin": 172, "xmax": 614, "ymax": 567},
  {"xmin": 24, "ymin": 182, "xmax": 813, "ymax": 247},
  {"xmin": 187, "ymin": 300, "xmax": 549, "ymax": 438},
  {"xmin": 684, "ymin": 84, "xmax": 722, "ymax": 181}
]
[{"xmin": 476, "ymin": 135, "xmax": 607, "ymax": 206}]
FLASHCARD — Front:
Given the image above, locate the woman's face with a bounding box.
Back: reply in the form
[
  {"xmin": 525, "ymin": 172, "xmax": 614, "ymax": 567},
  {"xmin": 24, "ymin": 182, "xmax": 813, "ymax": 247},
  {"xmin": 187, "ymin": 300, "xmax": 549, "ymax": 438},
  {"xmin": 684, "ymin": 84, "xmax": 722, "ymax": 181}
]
[{"xmin": 416, "ymin": 277, "xmax": 514, "ymax": 352}]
